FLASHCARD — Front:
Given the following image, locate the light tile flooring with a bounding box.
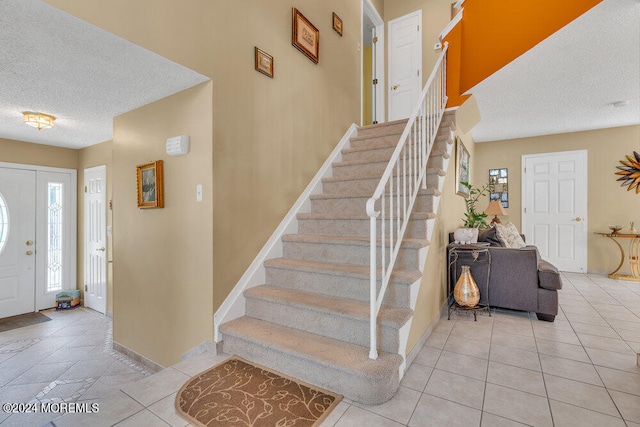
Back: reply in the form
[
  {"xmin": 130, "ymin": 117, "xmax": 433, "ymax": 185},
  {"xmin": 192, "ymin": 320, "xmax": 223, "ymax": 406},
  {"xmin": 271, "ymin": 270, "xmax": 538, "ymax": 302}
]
[{"xmin": 0, "ymin": 272, "xmax": 639, "ymax": 426}]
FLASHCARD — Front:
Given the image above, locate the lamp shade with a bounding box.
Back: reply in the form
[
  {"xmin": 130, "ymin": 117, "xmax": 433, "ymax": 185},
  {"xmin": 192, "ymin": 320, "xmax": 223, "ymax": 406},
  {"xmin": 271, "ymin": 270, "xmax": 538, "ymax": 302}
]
[{"xmin": 485, "ymin": 200, "xmax": 507, "ymax": 216}]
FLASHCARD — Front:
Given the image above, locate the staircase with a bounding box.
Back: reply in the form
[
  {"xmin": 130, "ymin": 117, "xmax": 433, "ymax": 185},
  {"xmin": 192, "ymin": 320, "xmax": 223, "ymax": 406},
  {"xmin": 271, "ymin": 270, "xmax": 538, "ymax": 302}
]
[{"xmin": 219, "ymin": 111, "xmax": 456, "ymax": 405}]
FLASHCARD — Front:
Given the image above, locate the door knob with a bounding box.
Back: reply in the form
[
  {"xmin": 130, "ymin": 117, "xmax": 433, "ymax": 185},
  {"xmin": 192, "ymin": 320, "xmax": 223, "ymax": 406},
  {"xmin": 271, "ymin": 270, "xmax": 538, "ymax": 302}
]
[
  {"xmin": 571, "ymin": 217, "xmax": 583, "ymax": 222},
  {"xmin": 26, "ymin": 240, "xmax": 33, "ymax": 246},
  {"xmin": 392, "ymin": 84, "xmax": 399, "ymax": 90},
  {"xmin": 96, "ymin": 247, "xmax": 106, "ymax": 252},
  {"xmin": 26, "ymin": 250, "xmax": 33, "ymax": 256}
]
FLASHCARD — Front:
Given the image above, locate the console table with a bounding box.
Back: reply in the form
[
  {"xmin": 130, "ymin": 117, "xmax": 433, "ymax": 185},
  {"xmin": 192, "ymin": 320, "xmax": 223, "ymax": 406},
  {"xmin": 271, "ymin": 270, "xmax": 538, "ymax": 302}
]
[
  {"xmin": 447, "ymin": 243, "xmax": 491, "ymax": 321},
  {"xmin": 596, "ymin": 232, "xmax": 640, "ymax": 282}
]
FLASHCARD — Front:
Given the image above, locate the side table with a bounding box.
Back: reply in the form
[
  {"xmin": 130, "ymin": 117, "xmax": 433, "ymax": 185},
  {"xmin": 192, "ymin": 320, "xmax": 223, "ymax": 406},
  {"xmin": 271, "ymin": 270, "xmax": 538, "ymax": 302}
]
[
  {"xmin": 596, "ymin": 232, "xmax": 640, "ymax": 282},
  {"xmin": 447, "ymin": 243, "xmax": 492, "ymax": 321}
]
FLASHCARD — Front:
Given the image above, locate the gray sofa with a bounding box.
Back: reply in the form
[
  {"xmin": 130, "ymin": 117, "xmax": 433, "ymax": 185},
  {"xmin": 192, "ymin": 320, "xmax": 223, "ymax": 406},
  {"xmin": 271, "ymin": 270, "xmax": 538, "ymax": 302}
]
[{"xmin": 448, "ymin": 230, "xmax": 563, "ymax": 321}]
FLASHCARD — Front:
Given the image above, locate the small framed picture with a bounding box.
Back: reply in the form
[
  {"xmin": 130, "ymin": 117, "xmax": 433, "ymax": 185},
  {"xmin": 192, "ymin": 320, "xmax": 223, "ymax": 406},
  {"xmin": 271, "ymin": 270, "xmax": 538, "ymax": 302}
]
[
  {"xmin": 255, "ymin": 47, "xmax": 274, "ymax": 78},
  {"xmin": 136, "ymin": 160, "xmax": 164, "ymax": 208},
  {"xmin": 332, "ymin": 12, "xmax": 343, "ymax": 37},
  {"xmin": 292, "ymin": 8, "xmax": 319, "ymax": 64}
]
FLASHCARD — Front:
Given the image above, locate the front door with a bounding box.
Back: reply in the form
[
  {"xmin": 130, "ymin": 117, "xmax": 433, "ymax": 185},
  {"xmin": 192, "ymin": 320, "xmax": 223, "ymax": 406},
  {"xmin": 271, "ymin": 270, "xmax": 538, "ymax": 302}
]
[
  {"xmin": 388, "ymin": 10, "xmax": 422, "ymax": 121},
  {"xmin": 522, "ymin": 150, "xmax": 588, "ymax": 272},
  {"xmin": 84, "ymin": 166, "xmax": 107, "ymax": 314},
  {"xmin": 0, "ymin": 168, "xmax": 36, "ymax": 318}
]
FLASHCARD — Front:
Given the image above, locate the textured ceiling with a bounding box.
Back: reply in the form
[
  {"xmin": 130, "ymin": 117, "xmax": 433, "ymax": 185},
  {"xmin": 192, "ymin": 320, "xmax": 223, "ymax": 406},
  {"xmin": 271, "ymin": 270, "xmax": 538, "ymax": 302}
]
[
  {"xmin": 469, "ymin": 0, "xmax": 640, "ymax": 142},
  {"xmin": 0, "ymin": 0, "xmax": 209, "ymax": 149}
]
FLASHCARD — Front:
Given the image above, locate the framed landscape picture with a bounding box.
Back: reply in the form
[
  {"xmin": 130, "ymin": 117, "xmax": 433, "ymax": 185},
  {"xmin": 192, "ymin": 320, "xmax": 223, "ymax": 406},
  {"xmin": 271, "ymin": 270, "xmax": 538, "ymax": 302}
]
[
  {"xmin": 136, "ymin": 160, "xmax": 164, "ymax": 208},
  {"xmin": 292, "ymin": 8, "xmax": 319, "ymax": 64},
  {"xmin": 455, "ymin": 138, "xmax": 470, "ymax": 197}
]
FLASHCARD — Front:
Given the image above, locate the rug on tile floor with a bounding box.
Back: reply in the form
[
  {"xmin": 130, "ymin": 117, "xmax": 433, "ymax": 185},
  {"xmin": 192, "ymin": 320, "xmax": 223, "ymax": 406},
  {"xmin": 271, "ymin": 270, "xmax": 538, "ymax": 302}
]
[
  {"xmin": 176, "ymin": 356, "xmax": 342, "ymax": 427},
  {"xmin": 0, "ymin": 312, "xmax": 51, "ymax": 332}
]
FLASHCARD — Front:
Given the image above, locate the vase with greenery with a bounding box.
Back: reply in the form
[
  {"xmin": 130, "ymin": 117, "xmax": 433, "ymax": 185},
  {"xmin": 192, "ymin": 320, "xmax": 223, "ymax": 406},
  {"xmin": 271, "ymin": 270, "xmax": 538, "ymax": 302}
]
[{"xmin": 460, "ymin": 181, "xmax": 492, "ymax": 229}]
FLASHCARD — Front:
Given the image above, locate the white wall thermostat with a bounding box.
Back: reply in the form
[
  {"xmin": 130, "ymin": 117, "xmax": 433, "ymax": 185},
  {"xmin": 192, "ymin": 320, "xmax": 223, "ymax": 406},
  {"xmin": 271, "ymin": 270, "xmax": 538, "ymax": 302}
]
[{"xmin": 166, "ymin": 135, "xmax": 190, "ymax": 156}]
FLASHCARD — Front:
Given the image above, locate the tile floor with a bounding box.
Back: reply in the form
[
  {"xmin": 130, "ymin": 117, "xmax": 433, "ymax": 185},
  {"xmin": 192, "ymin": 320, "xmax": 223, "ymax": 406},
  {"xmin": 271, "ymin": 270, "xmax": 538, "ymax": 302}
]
[{"xmin": 0, "ymin": 272, "xmax": 639, "ymax": 426}]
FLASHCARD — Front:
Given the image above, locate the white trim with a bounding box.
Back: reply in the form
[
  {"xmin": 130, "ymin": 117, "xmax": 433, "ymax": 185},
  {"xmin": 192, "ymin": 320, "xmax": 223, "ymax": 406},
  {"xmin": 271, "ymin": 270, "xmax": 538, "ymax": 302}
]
[
  {"xmin": 214, "ymin": 124, "xmax": 359, "ymax": 342},
  {"xmin": 438, "ymin": 9, "xmax": 463, "ymax": 43},
  {"xmin": 0, "ymin": 161, "xmax": 76, "ymax": 175}
]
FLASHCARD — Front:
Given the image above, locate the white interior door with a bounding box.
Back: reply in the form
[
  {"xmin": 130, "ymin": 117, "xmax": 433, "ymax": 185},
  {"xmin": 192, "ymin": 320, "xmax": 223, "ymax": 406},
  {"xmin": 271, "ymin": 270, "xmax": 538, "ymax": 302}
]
[
  {"xmin": 0, "ymin": 168, "xmax": 36, "ymax": 318},
  {"xmin": 522, "ymin": 150, "xmax": 588, "ymax": 272},
  {"xmin": 84, "ymin": 166, "xmax": 107, "ymax": 314},
  {"xmin": 388, "ymin": 10, "xmax": 422, "ymax": 121}
]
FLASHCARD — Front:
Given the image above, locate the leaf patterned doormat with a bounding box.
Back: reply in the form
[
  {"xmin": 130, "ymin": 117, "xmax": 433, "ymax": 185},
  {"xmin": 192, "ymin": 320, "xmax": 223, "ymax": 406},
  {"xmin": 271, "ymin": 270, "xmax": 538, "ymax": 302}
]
[{"xmin": 176, "ymin": 356, "xmax": 342, "ymax": 427}]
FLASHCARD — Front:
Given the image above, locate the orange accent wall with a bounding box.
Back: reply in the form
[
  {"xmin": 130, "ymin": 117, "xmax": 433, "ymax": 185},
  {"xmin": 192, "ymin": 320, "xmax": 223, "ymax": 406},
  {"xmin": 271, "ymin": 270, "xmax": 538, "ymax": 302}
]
[{"xmin": 444, "ymin": 0, "xmax": 602, "ymax": 107}]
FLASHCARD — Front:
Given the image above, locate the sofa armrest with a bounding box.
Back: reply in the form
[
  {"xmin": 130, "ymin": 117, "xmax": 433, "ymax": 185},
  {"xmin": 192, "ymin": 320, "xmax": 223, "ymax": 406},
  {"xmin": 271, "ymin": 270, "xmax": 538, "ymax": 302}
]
[{"xmin": 538, "ymin": 260, "xmax": 562, "ymax": 290}]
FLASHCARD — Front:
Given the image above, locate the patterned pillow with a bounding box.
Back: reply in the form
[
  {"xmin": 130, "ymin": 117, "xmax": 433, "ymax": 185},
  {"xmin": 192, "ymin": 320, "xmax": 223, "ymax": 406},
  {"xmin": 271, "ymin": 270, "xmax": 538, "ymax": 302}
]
[{"xmin": 495, "ymin": 222, "xmax": 526, "ymax": 248}]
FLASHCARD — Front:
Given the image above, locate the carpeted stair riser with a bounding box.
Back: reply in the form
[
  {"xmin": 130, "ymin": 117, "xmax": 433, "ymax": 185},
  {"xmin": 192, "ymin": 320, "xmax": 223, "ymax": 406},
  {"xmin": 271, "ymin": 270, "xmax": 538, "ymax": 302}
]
[
  {"xmin": 244, "ymin": 286, "xmax": 408, "ymax": 354},
  {"xmin": 355, "ymin": 119, "xmax": 408, "ymax": 138},
  {"xmin": 297, "ymin": 213, "xmax": 433, "ymax": 238},
  {"xmin": 220, "ymin": 317, "xmax": 402, "ymax": 405},
  {"xmin": 264, "ymin": 260, "xmax": 415, "ymax": 307},
  {"xmin": 341, "ymin": 144, "xmax": 424, "ymax": 163},
  {"xmin": 332, "ymin": 159, "xmax": 408, "ymax": 179},
  {"xmin": 282, "ymin": 235, "xmax": 425, "ymax": 271},
  {"xmin": 322, "ymin": 176, "xmax": 389, "ymax": 194},
  {"xmin": 348, "ymin": 133, "xmax": 405, "ymax": 151},
  {"xmin": 426, "ymin": 168, "xmax": 447, "ymax": 189},
  {"xmin": 310, "ymin": 192, "xmax": 435, "ymax": 215}
]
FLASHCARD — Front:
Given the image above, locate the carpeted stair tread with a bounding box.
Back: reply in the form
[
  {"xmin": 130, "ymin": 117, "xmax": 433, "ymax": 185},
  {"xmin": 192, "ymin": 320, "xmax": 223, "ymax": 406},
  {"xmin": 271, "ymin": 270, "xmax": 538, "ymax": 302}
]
[
  {"xmin": 357, "ymin": 118, "xmax": 409, "ymax": 131},
  {"xmin": 282, "ymin": 233, "xmax": 428, "ymax": 249},
  {"xmin": 220, "ymin": 316, "xmax": 403, "ymax": 380},
  {"xmin": 264, "ymin": 257, "xmax": 423, "ymax": 284},
  {"xmin": 297, "ymin": 211, "xmax": 435, "ymax": 221},
  {"xmin": 245, "ymin": 285, "xmax": 413, "ymax": 327}
]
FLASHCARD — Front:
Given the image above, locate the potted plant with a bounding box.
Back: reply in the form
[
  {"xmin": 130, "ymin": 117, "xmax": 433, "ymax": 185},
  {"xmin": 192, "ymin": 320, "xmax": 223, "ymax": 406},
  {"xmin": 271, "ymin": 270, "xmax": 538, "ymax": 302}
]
[{"xmin": 454, "ymin": 181, "xmax": 492, "ymax": 243}]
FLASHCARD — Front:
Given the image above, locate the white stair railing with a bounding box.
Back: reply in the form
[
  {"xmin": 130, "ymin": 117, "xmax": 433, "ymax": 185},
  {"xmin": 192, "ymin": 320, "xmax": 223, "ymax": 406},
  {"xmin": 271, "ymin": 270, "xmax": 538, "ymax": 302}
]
[{"xmin": 366, "ymin": 43, "xmax": 449, "ymax": 360}]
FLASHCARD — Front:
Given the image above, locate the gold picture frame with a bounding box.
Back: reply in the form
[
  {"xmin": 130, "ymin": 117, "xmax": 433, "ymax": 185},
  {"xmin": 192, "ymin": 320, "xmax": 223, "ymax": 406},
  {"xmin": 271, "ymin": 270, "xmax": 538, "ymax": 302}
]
[
  {"xmin": 254, "ymin": 47, "xmax": 274, "ymax": 78},
  {"xmin": 292, "ymin": 8, "xmax": 319, "ymax": 64},
  {"xmin": 136, "ymin": 160, "xmax": 164, "ymax": 208},
  {"xmin": 332, "ymin": 12, "xmax": 343, "ymax": 37},
  {"xmin": 455, "ymin": 138, "xmax": 470, "ymax": 198}
]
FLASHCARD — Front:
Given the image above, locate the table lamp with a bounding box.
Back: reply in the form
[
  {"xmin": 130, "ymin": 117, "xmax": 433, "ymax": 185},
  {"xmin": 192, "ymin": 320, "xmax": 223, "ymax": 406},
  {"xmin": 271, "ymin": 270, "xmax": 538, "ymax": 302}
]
[{"xmin": 485, "ymin": 200, "xmax": 507, "ymax": 225}]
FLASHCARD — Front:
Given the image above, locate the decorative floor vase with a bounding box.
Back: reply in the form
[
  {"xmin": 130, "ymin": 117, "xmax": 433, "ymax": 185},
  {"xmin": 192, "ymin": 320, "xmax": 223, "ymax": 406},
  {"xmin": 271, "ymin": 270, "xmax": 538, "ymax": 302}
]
[{"xmin": 454, "ymin": 265, "xmax": 480, "ymax": 307}]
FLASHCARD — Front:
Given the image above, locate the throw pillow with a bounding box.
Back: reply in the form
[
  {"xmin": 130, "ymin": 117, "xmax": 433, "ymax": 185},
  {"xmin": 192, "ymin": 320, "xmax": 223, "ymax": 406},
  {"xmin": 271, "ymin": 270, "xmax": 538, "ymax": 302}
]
[
  {"xmin": 495, "ymin": 222, "xmax": 526, "ymax": 249},
  {"xmin": 477, "ymin": 226, "xmax": 502, "ymax": 247}
]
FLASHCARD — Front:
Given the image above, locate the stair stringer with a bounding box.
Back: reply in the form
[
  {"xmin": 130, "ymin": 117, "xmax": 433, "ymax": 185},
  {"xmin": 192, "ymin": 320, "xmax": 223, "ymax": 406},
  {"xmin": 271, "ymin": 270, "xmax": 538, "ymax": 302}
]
[
  {"xmin": 395, "ymin": 109, "xmax": 457, "ymax": 377},
  {"xmin": 213, "ymin": 124, "xmax": 358, "ymax": 342}
]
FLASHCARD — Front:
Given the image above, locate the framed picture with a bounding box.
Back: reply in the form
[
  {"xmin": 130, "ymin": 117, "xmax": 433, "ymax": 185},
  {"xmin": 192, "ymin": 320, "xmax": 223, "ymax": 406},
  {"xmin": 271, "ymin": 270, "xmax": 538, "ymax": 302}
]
[
  {"xmin": 136, "ymin": 160, "xmax": 164, "ymax": 208},
  {"xmin": 489, "ymin": 168, "xmax": 509, "ymax": 208},
  {"xmin": 254, "ymin": 47, "xmax": 274, "ymax": 78},
  {"xmin": 332, "ymin": 12, "xmax": 343, "ymax": 36},
  {"xmin": 455, "ymin": 138, "xmax": 471, "ymax": 197},
  {"xmin": 292, "ymin": 8, "xmax": 319, "ymax": 64}
]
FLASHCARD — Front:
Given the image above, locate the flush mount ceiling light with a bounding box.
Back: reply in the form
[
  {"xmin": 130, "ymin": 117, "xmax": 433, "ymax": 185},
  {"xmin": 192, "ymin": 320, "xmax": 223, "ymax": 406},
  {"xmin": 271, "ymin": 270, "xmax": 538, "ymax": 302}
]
[{"xmin": 22, "ymin": 111, "xmax": 56, "ymax": 130}]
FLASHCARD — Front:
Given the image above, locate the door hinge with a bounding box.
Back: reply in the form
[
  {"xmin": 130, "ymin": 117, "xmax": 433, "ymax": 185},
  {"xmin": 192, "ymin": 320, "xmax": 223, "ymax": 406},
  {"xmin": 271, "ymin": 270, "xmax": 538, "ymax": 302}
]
[
  {"xmin": 524, "ymin": 208, "xmax": 527, "ymax": 214},
  {"xmin": 373, "ymin": 78, "xmax": 378, "ymax": 85},
  {"xmin": 417, "ymin": 25, "xmax": 420, "ymax": 32},
  {"xmin": 417, "ymin": 69, "xmax": 420, "ymax": 76},
  {"xmin": 85, "ymin": 285, "xmax": 88, "ymax": 292},
  {"xmin": 372, "ymin": 36, "xmax": 378, "ymax": 44},
  {"xmin": 84, "ymin": 186, "xmax": 87, "ymax": 193}
]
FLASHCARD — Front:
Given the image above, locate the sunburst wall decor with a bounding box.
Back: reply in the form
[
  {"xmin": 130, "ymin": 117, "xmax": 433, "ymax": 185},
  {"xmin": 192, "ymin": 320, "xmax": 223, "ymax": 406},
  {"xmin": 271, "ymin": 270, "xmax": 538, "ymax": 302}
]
[{"xmin": 616, "ymin": 151, "xmax": 640, "ymax": 194}]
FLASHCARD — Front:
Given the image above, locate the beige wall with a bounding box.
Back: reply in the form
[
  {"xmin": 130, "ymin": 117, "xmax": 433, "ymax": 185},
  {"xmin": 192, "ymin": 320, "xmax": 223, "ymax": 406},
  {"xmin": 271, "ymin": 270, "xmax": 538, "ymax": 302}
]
[
  {"xmin": 0, "ymin": 138, "xmax": 78, "ymax": 169},
  {"xmin": 406, "ymin": 127, "xmax": 476, "ymax": 353},
  {"xmin": 77, "ymin": 141, "xmax": 113, "ymax": 314},
  {"xmin": 112, "ymin": 82, "xmax": 213, "ymax": 367},
  {"xmin": 46, "ymin": 0, "xmax": 364, "ymax": 365},
  {"xmin": 475, "ymin": 125, "xmax": 640, "ymax": 274}
]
